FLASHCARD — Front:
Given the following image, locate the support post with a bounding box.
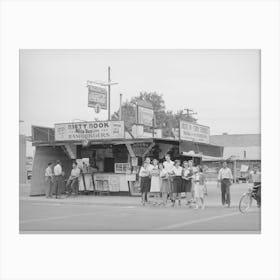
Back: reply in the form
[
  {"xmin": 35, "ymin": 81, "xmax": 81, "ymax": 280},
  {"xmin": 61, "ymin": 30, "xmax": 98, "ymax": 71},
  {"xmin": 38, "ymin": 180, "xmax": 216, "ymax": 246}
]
[
  {"xmin": 108, "ymin": 66, "xmax": 111, "ymax": 121},
  {"xmin": 119, "ymin": 93, "xmax": 123, "ymax": 120}
]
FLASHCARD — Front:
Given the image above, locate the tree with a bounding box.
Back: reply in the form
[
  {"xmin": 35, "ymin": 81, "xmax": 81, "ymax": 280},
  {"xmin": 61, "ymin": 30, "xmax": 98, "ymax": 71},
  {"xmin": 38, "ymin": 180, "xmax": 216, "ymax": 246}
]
[
  {"xmin": 111, "ymin": 101, "xmax": 136, "ymax": 130},
  {"xmin": 111, "ymin": 91, "xmax": 197, "ymax": 135}
]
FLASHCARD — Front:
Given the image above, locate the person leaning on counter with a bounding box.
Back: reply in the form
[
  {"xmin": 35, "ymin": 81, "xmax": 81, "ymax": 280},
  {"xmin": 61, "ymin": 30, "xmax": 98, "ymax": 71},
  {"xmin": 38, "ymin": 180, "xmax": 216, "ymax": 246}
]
[{"xmin": 66, "ymin": 161, "xmax": 81, "ymax": 196}]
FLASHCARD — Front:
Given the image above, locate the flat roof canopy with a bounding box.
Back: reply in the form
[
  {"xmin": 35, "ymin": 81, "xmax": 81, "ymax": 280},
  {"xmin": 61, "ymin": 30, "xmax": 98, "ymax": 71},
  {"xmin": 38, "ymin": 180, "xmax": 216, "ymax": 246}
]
[{"xmin": 32, "ymin": 137, "xmax": 223, "ymax": 158}]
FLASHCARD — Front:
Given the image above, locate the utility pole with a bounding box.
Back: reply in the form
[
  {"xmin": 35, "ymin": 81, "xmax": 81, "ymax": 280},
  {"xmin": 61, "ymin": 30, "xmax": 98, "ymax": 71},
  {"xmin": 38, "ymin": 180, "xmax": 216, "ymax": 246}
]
[
  {"xmin": 119, "ymin": 93, "xmax": 123, "ymax": 120},
  {"xmin": 108, "ymin": 66, "xmax": 111, "ymax": 120},
  {"xmin": 184, "ymin": 108, "xmax": 197, "ymax": 122}
]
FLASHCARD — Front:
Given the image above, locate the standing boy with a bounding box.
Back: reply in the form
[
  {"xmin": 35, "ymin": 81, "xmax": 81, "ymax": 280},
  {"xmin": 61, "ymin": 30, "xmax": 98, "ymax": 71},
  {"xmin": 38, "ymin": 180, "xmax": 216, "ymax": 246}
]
[
  {"xmin": 218, "ymin": 161, "xmax": 233, "ymax": 207},
  {"xmin": 53, "ymin": 160, "xmax": 63, "ymax": 199},
  {"xmin": 44, "ymin": 162, "xmax": 53, "ymax": 198}
]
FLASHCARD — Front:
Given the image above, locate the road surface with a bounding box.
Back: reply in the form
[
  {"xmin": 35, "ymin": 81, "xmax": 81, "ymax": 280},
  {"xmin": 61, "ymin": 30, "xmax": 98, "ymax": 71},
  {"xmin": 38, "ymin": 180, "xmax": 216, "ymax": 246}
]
[{"xmin": 20, "ymin": 182, "xmax": 261, "ymax": 233}]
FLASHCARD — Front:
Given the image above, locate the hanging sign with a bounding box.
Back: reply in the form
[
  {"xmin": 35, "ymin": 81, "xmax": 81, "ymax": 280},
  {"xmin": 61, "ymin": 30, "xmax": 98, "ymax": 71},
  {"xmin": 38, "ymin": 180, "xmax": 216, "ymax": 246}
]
[
  {"xmin": 55, "ymin": 121, "xmax": 125, "ymax": 141},
  {"xmin": 88, "ymin": 85, "xmax": 107, "ymax": 110},
  {"xmin": 138, "ymin": 106, "xmax": 154, "ymax": 127},
  {"xmin": 179, "ymin": 121, "xmax": 210, "ymax": 144}
]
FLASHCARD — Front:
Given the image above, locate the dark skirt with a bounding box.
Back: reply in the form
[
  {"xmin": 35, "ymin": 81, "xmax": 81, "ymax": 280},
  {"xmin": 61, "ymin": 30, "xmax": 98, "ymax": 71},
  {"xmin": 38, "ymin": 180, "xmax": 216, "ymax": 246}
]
[
  {"xmin": 172, "ymin": 176, "xmax": 183, "ymax": 194},
  {"xmin": 140, "ymin": 176, "xmax": 151, "ymax": 193},
  {"xmin": 182, "ymin": 179, "xmax": 192, "ymax": 193}
]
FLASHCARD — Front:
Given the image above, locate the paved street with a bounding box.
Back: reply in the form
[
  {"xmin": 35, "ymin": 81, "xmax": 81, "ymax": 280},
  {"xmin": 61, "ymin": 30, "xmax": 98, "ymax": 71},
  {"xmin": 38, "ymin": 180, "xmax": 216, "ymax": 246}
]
[{"xmin": 20, "ymin": 182, "xmax": 260, "ymax": 233}]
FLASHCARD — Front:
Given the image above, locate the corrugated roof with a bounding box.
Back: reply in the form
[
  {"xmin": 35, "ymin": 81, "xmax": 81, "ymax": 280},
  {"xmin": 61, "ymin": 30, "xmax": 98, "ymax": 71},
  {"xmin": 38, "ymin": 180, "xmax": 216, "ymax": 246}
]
[{"xmin": 210, "ymin": 134, "xmax": 261, "ymax": 147}]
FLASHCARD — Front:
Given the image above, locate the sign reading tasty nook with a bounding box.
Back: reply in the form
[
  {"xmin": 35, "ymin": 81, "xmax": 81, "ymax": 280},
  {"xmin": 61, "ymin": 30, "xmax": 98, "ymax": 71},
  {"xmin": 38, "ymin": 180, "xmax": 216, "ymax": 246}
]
[
  {"xmin": 55, "ymin": 121, "xmax": 125, "ymax": 141},
  {"xmin": 179, "ymin": 121, "xmax": 210, "ymax": 144}
]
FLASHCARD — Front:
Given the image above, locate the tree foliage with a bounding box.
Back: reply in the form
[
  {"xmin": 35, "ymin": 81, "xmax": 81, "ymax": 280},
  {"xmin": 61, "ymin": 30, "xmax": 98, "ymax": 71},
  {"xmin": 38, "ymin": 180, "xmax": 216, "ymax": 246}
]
[{"xmin": 111, "ymin": 91, "xmax": 197, "ymax": 136}]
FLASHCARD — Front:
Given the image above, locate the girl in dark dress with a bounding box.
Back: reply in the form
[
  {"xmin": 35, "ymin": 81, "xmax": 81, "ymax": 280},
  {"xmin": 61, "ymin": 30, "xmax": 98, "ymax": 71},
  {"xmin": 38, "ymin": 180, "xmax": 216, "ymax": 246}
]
[
  {"xmin": 182, "ymin": 160, "xmax": 193, "ymax": 205},
  {"xmin": 139, "ymin": 162, "xmax": 151, "ymax": 205},
  {"xmin": 170, "ymin": 160, "xmax": 183, "ymax": 207}
]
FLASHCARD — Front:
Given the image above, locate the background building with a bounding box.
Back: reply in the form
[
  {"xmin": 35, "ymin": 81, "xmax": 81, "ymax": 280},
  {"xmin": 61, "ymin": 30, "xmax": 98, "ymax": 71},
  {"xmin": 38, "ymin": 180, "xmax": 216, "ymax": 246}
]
[{"xmin": 208, "ymin": 133, "xmax": 261, "ymax": 182}]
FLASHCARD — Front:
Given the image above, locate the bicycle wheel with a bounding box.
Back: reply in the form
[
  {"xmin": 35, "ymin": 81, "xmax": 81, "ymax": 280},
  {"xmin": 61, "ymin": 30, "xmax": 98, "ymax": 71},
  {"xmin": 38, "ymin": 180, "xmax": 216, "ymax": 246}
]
[{"xmin": 239, "ymin": 193, "xmax": 252, "ymax": 213}]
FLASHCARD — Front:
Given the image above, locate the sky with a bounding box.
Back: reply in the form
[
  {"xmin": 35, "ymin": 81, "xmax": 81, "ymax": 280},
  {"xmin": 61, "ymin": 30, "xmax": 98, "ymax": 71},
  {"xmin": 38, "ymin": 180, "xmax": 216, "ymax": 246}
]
[{"xmin": 20, "ymin": 49, "xmax": 260, "ymax": 156}]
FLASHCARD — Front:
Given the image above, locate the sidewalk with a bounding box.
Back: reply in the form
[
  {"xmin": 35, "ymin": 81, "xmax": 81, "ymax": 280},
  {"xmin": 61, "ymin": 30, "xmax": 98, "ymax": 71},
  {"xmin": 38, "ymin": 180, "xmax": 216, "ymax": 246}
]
[{"xmin": 20, "ymin": 182, "xmax": 249, "ymax": 207}]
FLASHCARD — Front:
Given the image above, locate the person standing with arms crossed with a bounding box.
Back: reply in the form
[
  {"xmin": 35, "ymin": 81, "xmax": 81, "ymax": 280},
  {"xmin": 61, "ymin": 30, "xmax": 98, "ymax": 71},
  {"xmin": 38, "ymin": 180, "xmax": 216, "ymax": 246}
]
[
  {"xmin": 218, "ymin": 161, "xmax": 233, "ymax": 207},
  {"xmin": 53, "ymin": 160, "xmax": 63, "ymax": 199}
]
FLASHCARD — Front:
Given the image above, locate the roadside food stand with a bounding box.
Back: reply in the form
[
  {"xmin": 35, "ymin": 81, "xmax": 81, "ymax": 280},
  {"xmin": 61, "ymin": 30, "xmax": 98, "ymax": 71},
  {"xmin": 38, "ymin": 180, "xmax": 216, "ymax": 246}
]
[{"xmin": 30, "ymin": 121, "xmax": 223, "ymax": 196}]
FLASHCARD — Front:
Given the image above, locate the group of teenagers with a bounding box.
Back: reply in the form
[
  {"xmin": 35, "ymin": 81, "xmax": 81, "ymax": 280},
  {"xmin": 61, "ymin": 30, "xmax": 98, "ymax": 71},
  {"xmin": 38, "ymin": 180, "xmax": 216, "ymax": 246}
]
[{"xmin": 139, "ymin": 154, "xmax": 207, "ymax": 209}]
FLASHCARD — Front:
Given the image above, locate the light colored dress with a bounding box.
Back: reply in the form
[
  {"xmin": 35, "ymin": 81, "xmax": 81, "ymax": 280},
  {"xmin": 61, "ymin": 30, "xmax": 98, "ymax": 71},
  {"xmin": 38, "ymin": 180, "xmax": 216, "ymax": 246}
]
[
  {"xmin": 160, "ymin": 169, "xmax": 171, "ymax": 193},
  {"xmin": 193, "ymin": 172, "xmax": 206, "ymax": 198},
  {"xmin": 150, "ymin": 166, "xmax": 160, "ymax": 192}
]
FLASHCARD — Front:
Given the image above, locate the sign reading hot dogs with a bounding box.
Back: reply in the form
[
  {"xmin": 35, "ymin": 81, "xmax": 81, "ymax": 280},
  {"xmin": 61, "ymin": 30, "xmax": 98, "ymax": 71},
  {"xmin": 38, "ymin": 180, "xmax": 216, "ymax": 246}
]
[
  {"xmin": 55, "ymin": 121, "xmax": 125, "ymax": 141},
  {"xmin": 179, "ymin": 121, "xmax": 210, "ymax": 144}
]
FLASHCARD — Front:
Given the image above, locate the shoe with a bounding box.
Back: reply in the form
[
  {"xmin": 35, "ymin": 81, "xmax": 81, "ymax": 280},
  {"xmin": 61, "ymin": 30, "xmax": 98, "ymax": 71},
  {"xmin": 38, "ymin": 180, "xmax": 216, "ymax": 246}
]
[
  {"xmin": 194, "ymin": 205, "xmax": 199, "ymax": 210},
  {"xmin": 201, "ymin": 205, "xmax": 205, "ymax": 210}
]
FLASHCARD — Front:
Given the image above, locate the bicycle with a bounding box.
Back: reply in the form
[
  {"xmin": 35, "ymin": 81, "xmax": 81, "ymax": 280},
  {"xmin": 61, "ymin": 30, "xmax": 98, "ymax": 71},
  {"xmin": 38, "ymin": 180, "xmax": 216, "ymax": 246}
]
[{"xmin": 239, "ymin": 184, "xmax": 261, "ymax": 214}]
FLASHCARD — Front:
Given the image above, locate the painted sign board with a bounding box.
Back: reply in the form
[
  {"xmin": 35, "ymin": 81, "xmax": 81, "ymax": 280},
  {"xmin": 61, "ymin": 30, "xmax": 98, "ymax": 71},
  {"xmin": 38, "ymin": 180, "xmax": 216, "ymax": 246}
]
[
  {"xmin": 179, "ymin": 121, "xmax": 210, "ymax": 144},
  {"xmin": 88, "ymin": 85, "xmax": 107, "ymax": 109},
  {"xmin": 55, "ymin": 121, "xmax": 125, "ymax": 141},
  {"xmin": 137, "ymin": 106, "xmax": 154, "ymax": 127}
]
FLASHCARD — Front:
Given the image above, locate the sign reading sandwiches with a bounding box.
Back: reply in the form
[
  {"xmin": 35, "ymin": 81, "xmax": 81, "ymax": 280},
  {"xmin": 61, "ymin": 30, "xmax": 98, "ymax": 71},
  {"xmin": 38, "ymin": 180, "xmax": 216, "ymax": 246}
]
[{"xmin": 55, "ymin": 121, "xmax": 125, "ymax": 141}]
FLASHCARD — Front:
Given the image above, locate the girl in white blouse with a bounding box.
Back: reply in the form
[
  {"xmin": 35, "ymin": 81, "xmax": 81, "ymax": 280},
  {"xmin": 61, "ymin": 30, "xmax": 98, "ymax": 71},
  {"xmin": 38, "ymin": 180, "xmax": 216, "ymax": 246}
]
[{"xmin": 150, "ymin": 159, "xmax": 161, "ymax": 205}]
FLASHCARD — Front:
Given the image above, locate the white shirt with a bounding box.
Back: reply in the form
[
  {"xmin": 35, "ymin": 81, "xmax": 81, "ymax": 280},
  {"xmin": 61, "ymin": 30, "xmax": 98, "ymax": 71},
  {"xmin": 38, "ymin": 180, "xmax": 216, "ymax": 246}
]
[
  {"xmin": 139, "ymin": 166, "xmax": 150, "ymax": 177},
  {"xmin": 182, "ymin": 168, "xmax": 192, "ymax": 179},
  {"xmin": 251, "ymin": 171, "xmax": 261, "ymax": 183},
  {"xmin": 163, "ymin": 160, "xmax": 174, "ymax": 173},
  {"xmin": 54, "ymin": 164, "xmax": 62, "ymax": 176},
  {"xmin": 172, "ymin": 166, "xmax": 183, "ymax": 176},
  {"xmin": 218, "ymin": 167, "xmax": 233, "ymax": 180},
  {"xmin": 45, "ymin": 166, "xmax": 53, "ymax": 177},
  {"xmin": 159, "ymin": 169, "xmax": 169, "ymax": 179},
  {"xmin": 70, "ymin": 167, "xmax": 81, "ymax": 178},
  {"xmin": 147, "ymin": 164, "xmax": 154, "ymax": 173}
]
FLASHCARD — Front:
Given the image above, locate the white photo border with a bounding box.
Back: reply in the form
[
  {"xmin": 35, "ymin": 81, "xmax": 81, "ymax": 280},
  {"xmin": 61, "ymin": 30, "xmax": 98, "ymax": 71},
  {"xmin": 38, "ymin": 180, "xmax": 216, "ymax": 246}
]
[{"xmin": 0, "ymin": 0, "xmax": 279, "ymax": 280}]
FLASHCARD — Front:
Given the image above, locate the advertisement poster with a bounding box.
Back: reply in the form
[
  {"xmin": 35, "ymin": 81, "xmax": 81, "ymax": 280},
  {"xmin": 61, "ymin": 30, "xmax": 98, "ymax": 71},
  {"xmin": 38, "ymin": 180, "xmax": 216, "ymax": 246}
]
[
  {"xmin": 137, "ymin": 106, "xmax": 154, "ymax": 127},
  {"xmin": 88, "ymin": 85, "xmax": 107, "ymax": 109},
  {"xmin": 179, "ymin": 121, "xmax": 210, "ymax": 144},
  {"xmin": 55, "ymin": 121, "xmax": 125, "ymax": 141}
]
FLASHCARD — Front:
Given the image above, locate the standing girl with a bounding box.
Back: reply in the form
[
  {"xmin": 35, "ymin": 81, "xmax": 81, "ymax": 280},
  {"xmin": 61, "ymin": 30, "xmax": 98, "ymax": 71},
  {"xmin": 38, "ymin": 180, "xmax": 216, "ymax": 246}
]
[
  {"xmin": 170, "ymin": 160, "xmax": 183, "ymax": 207},
  {"xmin": 150, "ymin": 159, "xmax": 161, "ymax": 205},
  {"xmin": 182, "ymin": 161, "xmax": 193, "ymax": 206},
  {"xmin": 139, "ymin": 161, "xmax": 151, "ymax": 205},
  {"xmin": 188, "ymin": 160, "xmax": 195, "ymax": 204},
  {"xmin": 159, "ymin": 163, "xmax": 171, "ymax": 206},
  {"xmin": 193, "ymin": 166, "xmax": 207, "ymax": 210}
]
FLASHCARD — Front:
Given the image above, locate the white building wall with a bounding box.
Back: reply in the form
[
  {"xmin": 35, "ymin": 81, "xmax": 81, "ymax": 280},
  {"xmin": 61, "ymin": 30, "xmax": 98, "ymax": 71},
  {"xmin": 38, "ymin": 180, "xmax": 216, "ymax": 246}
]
[{"xmin": 223, "ymin": 146, "xmax": 261, "ymax": 160}]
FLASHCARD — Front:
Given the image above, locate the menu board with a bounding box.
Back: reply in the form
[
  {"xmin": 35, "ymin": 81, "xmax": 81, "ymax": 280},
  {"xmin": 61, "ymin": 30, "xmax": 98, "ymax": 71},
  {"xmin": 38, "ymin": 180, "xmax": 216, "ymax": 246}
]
[
  {"xmin": 115, "ymin": 163, "xmax": 131, "ymax": 174},
  {"xmin": 94, "ymin": 173, "xmax": 121, "ymax": 192}
]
